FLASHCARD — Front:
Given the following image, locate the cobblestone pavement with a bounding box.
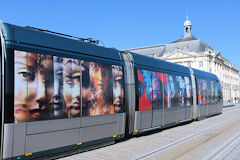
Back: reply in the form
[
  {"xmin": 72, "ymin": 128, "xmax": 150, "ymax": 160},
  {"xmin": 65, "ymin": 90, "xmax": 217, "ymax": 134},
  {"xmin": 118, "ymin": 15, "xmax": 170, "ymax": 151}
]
[{"xmin": 59, "ymin": 105, "xmax": 240, "ymax": 160}]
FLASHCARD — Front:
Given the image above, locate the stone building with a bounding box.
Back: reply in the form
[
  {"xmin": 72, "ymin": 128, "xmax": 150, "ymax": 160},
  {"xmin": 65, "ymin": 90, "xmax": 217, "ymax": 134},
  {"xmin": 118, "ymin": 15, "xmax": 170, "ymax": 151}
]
[{"xmin": 124, "ymin": 17, "xmax": 240, "ymax": 102}]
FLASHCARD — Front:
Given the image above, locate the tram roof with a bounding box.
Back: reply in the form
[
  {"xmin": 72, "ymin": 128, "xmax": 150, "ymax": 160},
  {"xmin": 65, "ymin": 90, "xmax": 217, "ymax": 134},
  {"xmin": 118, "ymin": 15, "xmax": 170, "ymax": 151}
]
[
  {"xmin": 192, "ymin": 68, "xmax": 219, "ymax": 80},
  {"xmin": 130, "ymin": 52, "xmax": 219, "ymax": 80},
  {"xmin": 131, "ymin": 52, "xmax": 191, "ymax": 75},
  {"xmin": 3, "ymin": 23, "xmax": 122, "ymax": 61}
]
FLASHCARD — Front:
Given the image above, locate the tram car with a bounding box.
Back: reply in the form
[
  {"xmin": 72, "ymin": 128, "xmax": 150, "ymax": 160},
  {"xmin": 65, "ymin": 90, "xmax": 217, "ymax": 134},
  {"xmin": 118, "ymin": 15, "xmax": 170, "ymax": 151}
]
[{"xmin": 0, "ymin": 21, "xmax": 223, "ymax": 160}]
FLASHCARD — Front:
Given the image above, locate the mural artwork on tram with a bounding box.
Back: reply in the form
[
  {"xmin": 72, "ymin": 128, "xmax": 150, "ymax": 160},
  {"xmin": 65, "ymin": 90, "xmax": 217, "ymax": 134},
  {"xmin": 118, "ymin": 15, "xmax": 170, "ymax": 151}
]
[
  {"xmin": 176, "ymin": 76, "xmax": 185, "ymax": 107},
  {"xmin": 152, "ymin": 72, "xmax": 163, "ymax": 109},
  {"xmin": 62, "ymin": 57, "xmax": 81, "ymax": 118},
  {"xmin": 184, "ymin": 77, "xmax": 192, "ymax": 106},
  {"xmin": 137, "ymin": 69, "xmax": 193, "ymax": 111},
  {"xmin": 137, "ymin": 69, "xmax": 153, "ymax": 111},
  {"xmin": 166, "ymin": 75, "xmax": 178, "ymax": 108},
  {"xmin": 162, "ymin": 73, "xmax": 169, "ymax": 108},
  {"xmin": 210, "ymin": 80, "xmax": 219, "ymax": 104},
  {"xmin": 214, "ymin": 81, "xmax": 219, "ymax": 103},
  {"xmin": 14, "ymin": 50, "xmax": 124, "ymax": 123},
  {"xmin": 137, "ymin": 69, "xmax": 165, "ymax": 110},
  {"xmin": 211, "ymin": 81, "xmax": 214, "ymax": 103},
  {"xmin": 112, "ymin": 65, "xmax": 124, "ymax": 113},
  {"xmin": 197, "ymin": 79, "xmax": 208, "ymax": 105}
]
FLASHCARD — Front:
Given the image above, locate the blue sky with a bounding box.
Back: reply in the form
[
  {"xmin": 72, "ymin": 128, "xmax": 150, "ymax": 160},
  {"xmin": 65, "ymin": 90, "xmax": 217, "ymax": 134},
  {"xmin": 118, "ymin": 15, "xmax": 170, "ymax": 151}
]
[{"xmin": 1, "ymin": 0, "xmax": 240, "ymax": 70}]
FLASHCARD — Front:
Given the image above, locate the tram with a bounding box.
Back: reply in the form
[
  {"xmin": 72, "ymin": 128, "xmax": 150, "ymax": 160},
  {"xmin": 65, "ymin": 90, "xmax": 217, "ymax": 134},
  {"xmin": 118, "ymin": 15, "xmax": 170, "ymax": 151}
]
[{"xmin": 0, "ymin": 21, "xmax": 223, "ymax": 160}]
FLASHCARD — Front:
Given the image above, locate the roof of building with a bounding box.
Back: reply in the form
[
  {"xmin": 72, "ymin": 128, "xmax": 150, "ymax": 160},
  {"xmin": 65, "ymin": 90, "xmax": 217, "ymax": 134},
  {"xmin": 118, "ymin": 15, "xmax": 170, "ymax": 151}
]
[
  {"xmin": 171, "ymin": 36, "xmax": 198, "ymax": 43},
  {"xmin": 124, "ymin": 36, "xmax": 214, "ymax": 58}
]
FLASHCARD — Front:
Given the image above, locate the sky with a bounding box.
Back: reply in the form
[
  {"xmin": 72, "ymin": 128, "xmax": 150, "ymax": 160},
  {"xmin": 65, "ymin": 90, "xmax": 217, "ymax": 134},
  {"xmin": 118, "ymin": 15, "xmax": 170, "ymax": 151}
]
[{"xmin": 1, "ymin": 0, "xmax": 240, "ymax": 70}]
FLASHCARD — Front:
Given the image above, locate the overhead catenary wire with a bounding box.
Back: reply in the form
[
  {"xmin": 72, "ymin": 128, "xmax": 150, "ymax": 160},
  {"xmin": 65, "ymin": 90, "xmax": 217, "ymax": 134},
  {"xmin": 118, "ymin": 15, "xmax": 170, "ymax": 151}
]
[{"xmin": 25, "ymin": 26, "xmax": 100, "ymax": 44}]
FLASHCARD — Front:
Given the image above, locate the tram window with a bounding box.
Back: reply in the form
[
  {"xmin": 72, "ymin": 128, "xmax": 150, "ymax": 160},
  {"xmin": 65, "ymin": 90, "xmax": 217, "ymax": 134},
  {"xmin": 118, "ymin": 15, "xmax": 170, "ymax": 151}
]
[
  {"xmin": 5, "ymin": 49, "xmax": 14, "ymax": 123},
  {"xmin": 207, "ymin": 80, "xmax": 211, "ymax": 105},
  {"xmin": 88, "ymin": 61, "xmax": 114, "ymax": 116},
  {"xmin": 62, "ymin": 57, "xmax": 81, "ymax": 118},
  {"xmin": 167, "ymin": 74, "xmax": 178, "ymax": 108},
  {"xmin": 137, "ymin": 69, "xmax": 165, "ymax": 111},
  {"xmin": 112, "ymin": 65, "xmax": 124, "ymax": 113},
  {"xmin": 210, "ymin": 81, "xmax": 215, "ymax": 104},
  {"xmin": 14, "ymin": 51, "xmax": 28, "ymax": 123},
  {"xmin": 218, "ymin": 82, "xmax": 223, "ymax": 102},
  {"xmin": 82, "ymin": 62, "xmax": 124, "ymax": 116},
  {"xmin": 53, "ymin": 56, "xmax": 64, "ymax": 119},
  {"xmin": 214, "ymin": 81, "xmax": 218, "ymax": 103},
  {"xmin": 197, "ymin": 79, "xmax": 207, "ymax": 105},
  {"xmin": 176, "ymin": 76, "xmax": 185, "ymax": 107},
  {"xmin": 152, "ymin": 72, "xmax": 163, "ymax": 109},
  {"xmin": 197, "ymin": 79, "xmax": 201, "ymax": 104},
  {"xmin": 137, "ymin": 69, "xmax": 152, "ymax": 111},
  {"xmin": 135, "ymin": 69, "xmax": 140, "ymax": 111},
  {"xmin": 162, "ymin": 73, "xmax": 169, "ymax": 109},
  {"xmin": 184, "ymin": 76, "xmax": 192, "ymax": 106}
]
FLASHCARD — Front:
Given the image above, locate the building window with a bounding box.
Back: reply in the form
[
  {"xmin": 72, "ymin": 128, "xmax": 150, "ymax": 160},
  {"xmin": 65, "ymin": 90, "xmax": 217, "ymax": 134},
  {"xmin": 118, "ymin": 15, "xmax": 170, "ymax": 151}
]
[
  {"xmin": 187, "ymin": 62, "xmax": 191, "ymax": 67},
  {"xmin": 199, "ymin": 61, "xmax": 203, "ymax": 67}
]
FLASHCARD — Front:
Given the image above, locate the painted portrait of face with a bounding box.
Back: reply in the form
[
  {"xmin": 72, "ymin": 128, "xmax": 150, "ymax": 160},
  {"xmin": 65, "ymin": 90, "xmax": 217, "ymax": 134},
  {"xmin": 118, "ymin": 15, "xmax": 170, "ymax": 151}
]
[
  {"xmin": 62, "ymin": 58, "xmax": 81, "ymax": 118},
  {"xmin": 167, "ymin": 75, "xmax": 179, "ymax": 108},
  {"xmin": 53, "ymin": 56, "xmax": 64, "ymax": 119},
  {"xmin": 141, "ymin": 70, "xmax": 152, "ymax": 102},
  {"xmin": 177, "ymin": 76, "xmax": 185, "ymax": 107},
  {"xmin": 198, "ymin": 79, "xmax": 207, "ymax": 105},
  {"xmin": 214, "ymin": 81, "xmax": 218, "ymax": 103},
  {"xmin": 14, "ymin": 51, "xmax": 28, "ymax": 123},
  {"xmin": 201, "ymin": 79, "xmax": 207, "ymax": 104},
  {"xmin": 168, "ymin": 75, "xmax": 176, "ymax": 97},
  {"xmin": 14, "ymin": 50, "xmax": 54, "ymax": 123},
  {"xmin": 161, "ymin": 73, "xmax": 170, "ymax": 108},
  {"xmin": 89, "ymin": 62, "xmax": 110, "ymax": 97},
  {"xmin": 89, "ymin": 62, "xmax": 113, "ymax": 116},
  {"xmin": 81, "ymin": 60, "xmax": 91, "ymax": 116},
  {"xmin": 184, "ymin": 77, "xmax": 191, "ymax": 97},
  {"xmin": 137, "ymin": 69, "xmax": 152, "ymax": 111},
  {"xmin": 211, "ymin": 81, "xmax": 214, "ymax": 98},
  {"xmin": 184, "ymin": 77, "xmax": 192, "ymax": 106},
  {"xmin": 197, "ymin": 79, "xmax": 202, "ymax": 104},
  {"xmin": 152, "ymin": 72, "xmax": 163, "ymax": 109},
  {"xmin": 112, "ymin": 65, "xmax": 124, "ymax": 113}
]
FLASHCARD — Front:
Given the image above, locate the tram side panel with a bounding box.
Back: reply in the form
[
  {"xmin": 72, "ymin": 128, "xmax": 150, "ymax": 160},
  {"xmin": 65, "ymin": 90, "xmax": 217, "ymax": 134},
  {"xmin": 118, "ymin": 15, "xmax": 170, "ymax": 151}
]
[{"xmin": 133, "ymin": 64, "xmax": 194, "ymax": 134}]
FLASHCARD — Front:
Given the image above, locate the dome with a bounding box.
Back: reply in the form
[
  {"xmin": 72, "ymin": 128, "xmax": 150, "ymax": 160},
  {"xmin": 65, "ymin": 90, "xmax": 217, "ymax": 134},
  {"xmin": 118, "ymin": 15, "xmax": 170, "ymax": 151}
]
[{"xmin": 184, "ymin": 19, "xmax": 192, "ymax": 26}]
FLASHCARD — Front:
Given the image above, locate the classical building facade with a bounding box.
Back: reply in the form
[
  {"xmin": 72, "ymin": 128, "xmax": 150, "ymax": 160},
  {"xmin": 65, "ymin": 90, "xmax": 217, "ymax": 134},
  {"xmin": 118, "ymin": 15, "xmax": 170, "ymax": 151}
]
[{"xmin": 125, "ymin": 17, "xmax": 240, "ymax": 102}]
